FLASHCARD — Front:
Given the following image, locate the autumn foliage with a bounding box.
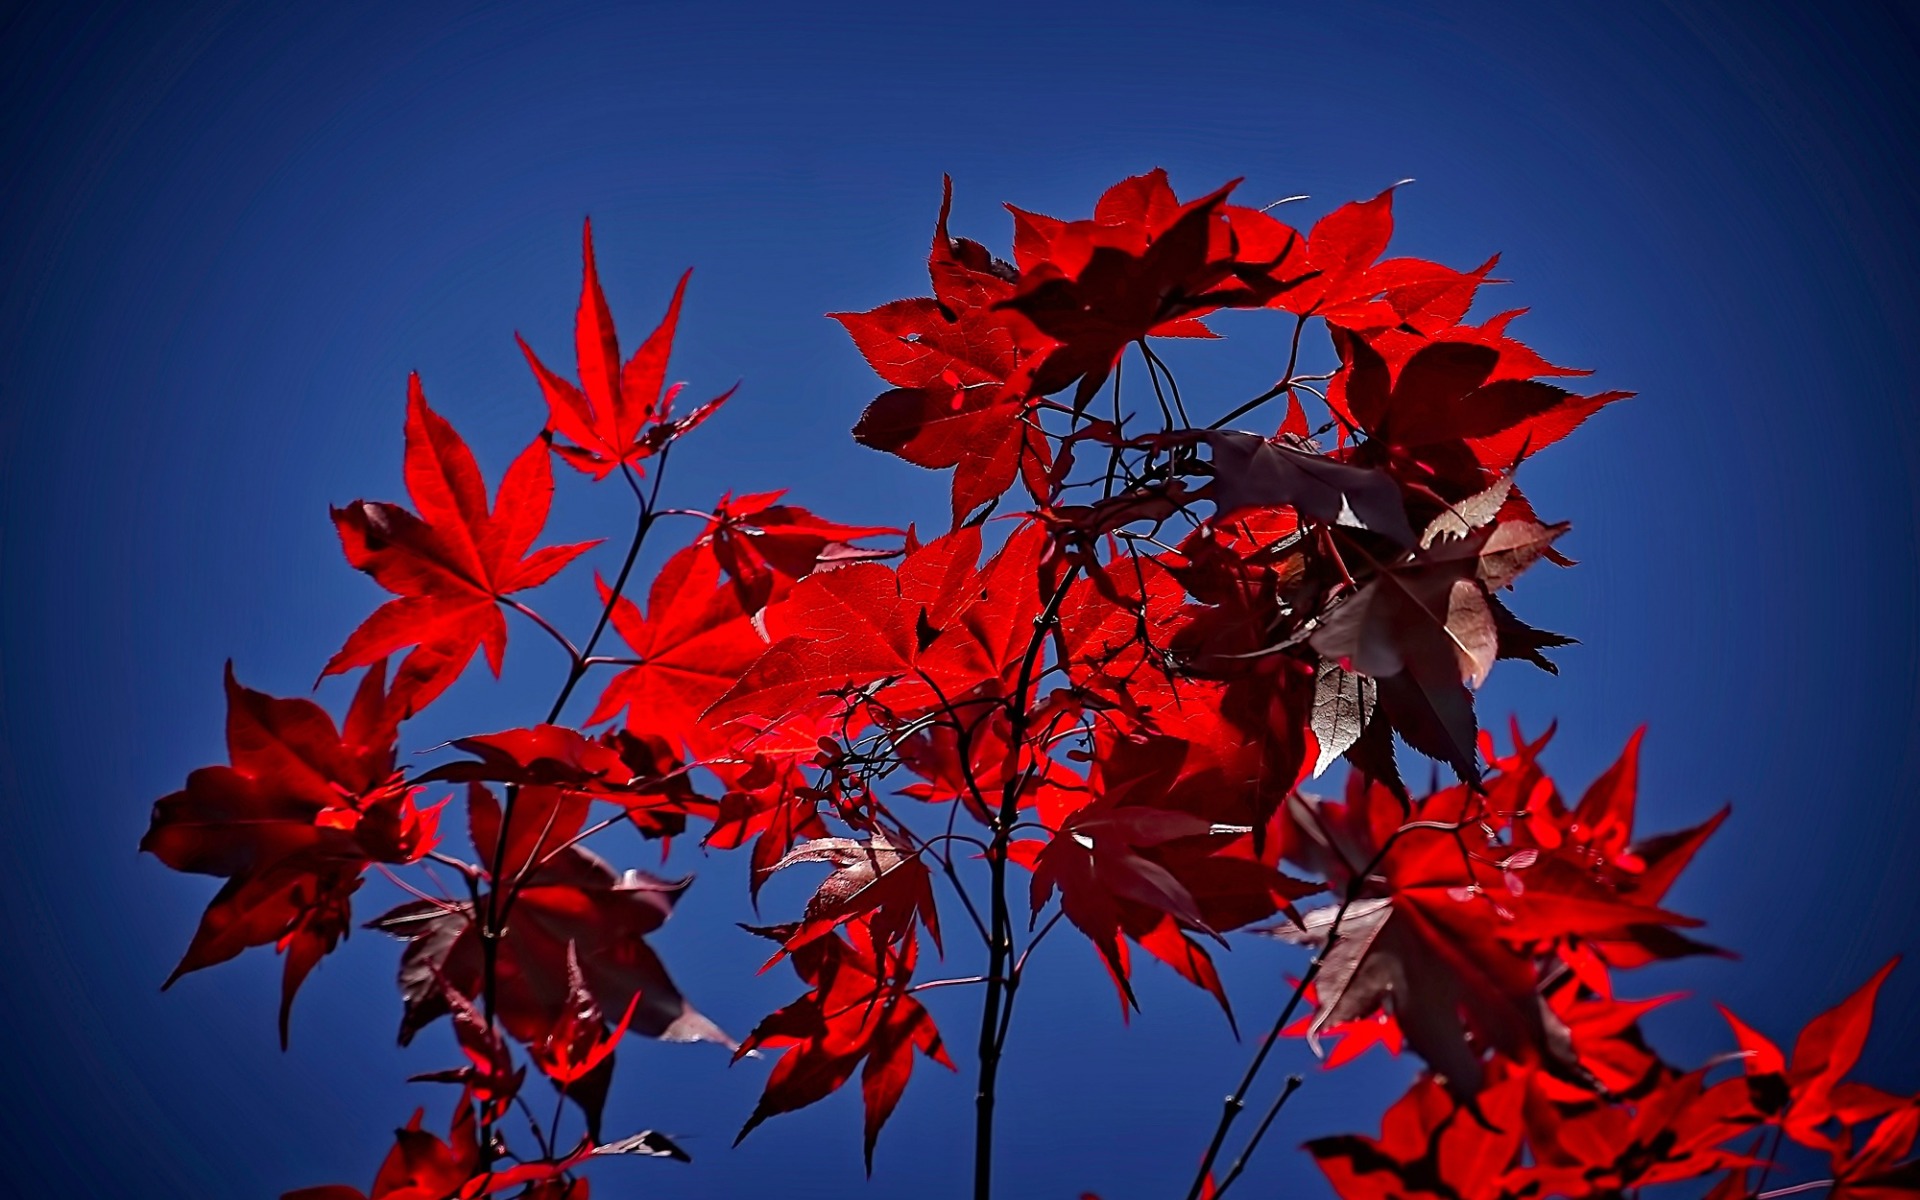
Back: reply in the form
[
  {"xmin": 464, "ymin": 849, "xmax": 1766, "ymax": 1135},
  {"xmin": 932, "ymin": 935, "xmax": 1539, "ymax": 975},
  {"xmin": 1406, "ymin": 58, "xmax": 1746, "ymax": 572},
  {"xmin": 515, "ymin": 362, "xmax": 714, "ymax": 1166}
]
[{"xmin": 144, "ymin": 171, "xmax": 1916, "ymax": 1200}]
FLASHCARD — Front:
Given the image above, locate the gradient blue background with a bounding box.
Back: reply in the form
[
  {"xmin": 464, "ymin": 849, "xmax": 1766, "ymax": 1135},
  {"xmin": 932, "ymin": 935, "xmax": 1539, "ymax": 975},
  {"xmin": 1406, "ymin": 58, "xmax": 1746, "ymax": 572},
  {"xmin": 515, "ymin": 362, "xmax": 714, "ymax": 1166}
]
[{"xmin": 3, "ymin": 2, "xmax": 1917, "ymax": 1196}]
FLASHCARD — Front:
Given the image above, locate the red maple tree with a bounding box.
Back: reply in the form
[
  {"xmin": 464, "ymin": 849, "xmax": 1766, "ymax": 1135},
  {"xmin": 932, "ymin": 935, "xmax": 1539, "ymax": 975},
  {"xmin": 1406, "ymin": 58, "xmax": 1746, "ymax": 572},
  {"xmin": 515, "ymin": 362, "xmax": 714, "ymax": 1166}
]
[{"xmin": 145, "ymin": 168, "xmax": 1915, "ymax": 1200}]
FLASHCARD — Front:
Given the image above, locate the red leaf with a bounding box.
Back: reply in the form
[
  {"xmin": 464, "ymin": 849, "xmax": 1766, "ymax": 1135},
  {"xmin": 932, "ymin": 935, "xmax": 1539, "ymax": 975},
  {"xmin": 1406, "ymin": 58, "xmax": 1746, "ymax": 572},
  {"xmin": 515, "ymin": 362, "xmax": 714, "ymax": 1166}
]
[
  {"xmin": 1722, "ymin": 958, "xmax": 1903, "ymax": 1151},
  {"xmin": 282, "ymin": 1092, "xmax": 592, "ymax": 1200},
  {"xmin": 142, "ymin": 663, "xmax": 437, "ymax": 1046},
  {"xmin": 734, "ymin": 924, "xmax": 952, "ymax": 1171},
  {"xmin": 852, "ymin": 384, "xmax": 1052, "ymax": 526},
  {"xmin": 587, "ymin": 544, "xmax": 768, "ymax": 755},
  {"xmin": 283, "ymin": 1097, "xmax": 477, "ymax": 1200},
  {"xmin": 1307, "ymin": 1071, "xmax": 1526, "ymax": 1200},
  {"xmin": 517, "ymin": 220, "xmax": 734, "ymax": 478},
  {"xmin": 1002, "ymin": 172, "xmax": 1245, "ymax": 406},
  {"xmin": 1281, "ymin": 782, "xmax": 1583, "ymax": 1098},
  {"xmin": 704, "ymin": 560, "xmax": 917, "ymax": 728},
  {"xmin": 1029, "ymin": 799, "xmax": 1299, "ymax": 1018},
  {"xmin": 697, "ymin": 490, "xmax": 898, "ymax": 610},
  {"xmin": 324, "ymin": 376, "xmax": 597, "ymax": 715},
  {"xmin": 1331, "ymin": 327, "xmax": 1629, "ymax": 472},
  {"xmin": 704, "ymin": 524, "xmax": 1042, "ymax": 730},
  {"xmin": 768, "ymin": 828, "xmax": 942, "ymax": 955},
  {"xmin": 370, "ymin": 787, "xmax": 731, "ymax": 1138},
  {"xmin": 1833, "ymin": 1103, "xmax": 1920, "ymax": 1200},
  {"xmin": 1308, "ymin": 520, "xmax": 1568, "ymax": 783},
  {"xmin": 838, "ymin": 180, "xmax": 1055, "ymax": 523}
]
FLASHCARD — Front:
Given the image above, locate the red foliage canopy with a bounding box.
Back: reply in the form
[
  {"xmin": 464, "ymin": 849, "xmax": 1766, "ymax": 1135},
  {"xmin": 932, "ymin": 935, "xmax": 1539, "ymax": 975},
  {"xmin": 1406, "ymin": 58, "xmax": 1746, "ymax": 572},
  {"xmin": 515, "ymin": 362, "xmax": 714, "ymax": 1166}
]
[{"xmin": 143, "ymin": 174, "xmax": 1913, "ymax": 1200}]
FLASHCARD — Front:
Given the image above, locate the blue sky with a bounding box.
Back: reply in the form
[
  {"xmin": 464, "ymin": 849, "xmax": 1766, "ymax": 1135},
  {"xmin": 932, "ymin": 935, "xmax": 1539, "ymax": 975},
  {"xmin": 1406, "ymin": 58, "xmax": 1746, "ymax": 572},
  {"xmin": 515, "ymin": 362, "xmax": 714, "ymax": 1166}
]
[{"xmin": 3, "ymin": 1, "xmax": 1917, "ymax": 1196}]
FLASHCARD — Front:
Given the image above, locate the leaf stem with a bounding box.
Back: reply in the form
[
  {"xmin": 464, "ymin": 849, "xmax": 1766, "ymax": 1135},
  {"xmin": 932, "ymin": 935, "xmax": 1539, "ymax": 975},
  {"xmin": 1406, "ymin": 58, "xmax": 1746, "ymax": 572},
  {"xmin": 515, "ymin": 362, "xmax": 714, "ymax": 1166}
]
[
  {"xmin": 1140, "ymin": 342, "xmax": 1191, "ymax": 428},
  {"xmin": 904, "ymin": 670, "xmax": 998, "ymax": 948},
  {"xmin": 1208, "ymin": 314, "xmax": 1308, "ymax": 431},
  {"xmin": 513, "ymin": 1093, "xmax": 555, "ymax": 1160},
  {"xmin": 909, "ymin": 975, "xmax": 997, "ymax": 994},
  {"xmin": 504, "ymin": 599, "xmax": 582, "ymax": 668},
  {"xmin": 1138, "ymin": 340, "xmax": 1179, "ymax": 429},
  {"xmin": 544, "ymin": 455, "xmax": 672, "ymax": 726}
]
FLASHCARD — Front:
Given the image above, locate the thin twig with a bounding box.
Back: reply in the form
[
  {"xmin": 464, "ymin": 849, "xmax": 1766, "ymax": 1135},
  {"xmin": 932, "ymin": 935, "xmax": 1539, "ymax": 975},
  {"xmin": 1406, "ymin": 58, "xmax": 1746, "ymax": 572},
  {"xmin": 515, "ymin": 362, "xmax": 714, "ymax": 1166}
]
[
  {"xmin": 1208, "ymin": 315, "xmax": 1308, "ymax": 431},
  {"xmin": 909, "ymin": 976, "xmax": 998, "ymax": 994},
  {"xmin": 1211, "ymin": 1075, "xmax": 1304, "ymax": 1197},
  {"xmin": 1140, "ymin": 342, "xmax": 1191, "ymax": 427},
  {"xmin": 1137, "ymin": 341, "xmax": 1179, "ymax": 429},
  {"xmin": 512, "ymin": 1093, "xmax": 554, "ymax": 1160},
  {"xmin": 1183, "ymin": 814, "xmax": 1473, "ymax": 1200},
  {"xmin": 1011, "ymin": 911, "xmax": 1064, "ymax": 979}
]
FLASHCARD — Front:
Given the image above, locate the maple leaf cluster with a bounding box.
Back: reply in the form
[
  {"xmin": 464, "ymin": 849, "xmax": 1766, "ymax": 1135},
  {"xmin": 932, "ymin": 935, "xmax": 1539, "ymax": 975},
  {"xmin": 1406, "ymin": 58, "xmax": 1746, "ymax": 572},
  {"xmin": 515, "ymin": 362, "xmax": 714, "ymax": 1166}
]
[
  {"xmin": 1286, "ymin": 728, "xmax": 1915, "ymax": 1200},
  {"xmin": 142, "ymin": 171, "xmax": 1911, "ymax": 1200},
  {"xmin": 146, "ymin": 221, "xmax": 743, "ymax": 1197}
]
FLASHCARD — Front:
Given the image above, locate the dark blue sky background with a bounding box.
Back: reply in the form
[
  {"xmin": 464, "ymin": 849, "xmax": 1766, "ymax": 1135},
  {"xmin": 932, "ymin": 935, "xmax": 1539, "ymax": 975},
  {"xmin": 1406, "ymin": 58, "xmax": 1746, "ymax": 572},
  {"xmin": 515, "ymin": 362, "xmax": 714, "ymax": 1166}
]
[{"xmin": 3, "ymin": 2, "xmax": 1918, "ymax": 1196}]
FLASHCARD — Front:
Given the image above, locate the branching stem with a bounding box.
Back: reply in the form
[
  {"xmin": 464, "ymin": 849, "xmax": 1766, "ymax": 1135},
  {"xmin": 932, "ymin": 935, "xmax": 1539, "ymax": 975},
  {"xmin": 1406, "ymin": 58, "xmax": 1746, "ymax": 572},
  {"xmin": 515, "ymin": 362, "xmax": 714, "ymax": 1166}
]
[
  {"xmin": 973, "ymin": 564, "xmax": 1081, "ymax": 1200},
  {"xmin": 1183, "ymin": 814, "xmax": 1471, "ymax": 1199},
  {"xmin": 476, "ymin": 453, "xmax": 673, "ymax": 1165}
]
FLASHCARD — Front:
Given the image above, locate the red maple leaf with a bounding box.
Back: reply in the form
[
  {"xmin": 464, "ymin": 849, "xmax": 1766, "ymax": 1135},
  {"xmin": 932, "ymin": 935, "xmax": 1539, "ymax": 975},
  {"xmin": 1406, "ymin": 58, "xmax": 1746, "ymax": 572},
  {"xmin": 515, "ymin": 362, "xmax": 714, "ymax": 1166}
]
[
  {"xmin": 1282, "ymin": 729, "xmax": 1721, "ymax": 1099},
  {"xmin": 1830, "ymin": 1102, "xmax": 1920, "ymax": 1200},
  {"xmin": 1028, "ymin": 801, "xmax": 1226, "ymax": 1011},
  {"xmin": 695, "ymin": 490, "xmax": 898, "ymax": 610},
  {"xmin": 415, "ymin": 724, "xmax": 716, "ymax": 841},
  {"xmin": 766, "ymin": 827, "xmax": 942, "ymax": 955},
  {"xmin": 1516, "ymin": 1067, "xmax": 1758, "ymax": 1197},
  {"xmin": 702, "ymin": 558, "xmax": 919, "ymax": 729},
  {"xmin": 1720, "ymin": 958, "xmax": 1904, "ymax": 1151},
  {"xmin": 281, "ymin": 1092, "xmax": 587, "ymax": 1200},
  {"xmin": 324, "ymin": 375, "xmax": 597, "ymax": 715},
  {"xmin": 839, "ymin": 179, "xmax": 1055, "ymax": 524},
  {"xmin": 142, "ymin": 662, "xmax": 438, "ymax": 1046},
  {"xmin": 1001, "ymin": 169, "xmax": 1249, "ymax": 409},
  {"xmin": 734, "ymin": 923, "xmax": 953, "ymax": 1171},
  {"xmin": 282, "ymin": 1098, "xmax": 482, "ymax": 1200},
  {"xmin": 1503, "ymin": 725, "xmax": 1729, "ymax": 970},
  {"xmin": 1307, "ymin": 516, "xmax": 1568, "ymax": 783},
  {"xmin": 1268, "ymin": 186, "xmax": 1399, "ymax": 320},
  {"xmin": 1281, "ymin": 781, "xmax": 1584, "ymax": 1098},
  {"xmin": 586, "ymin": 543, "xmax": 769, "ymax": 756},
  {"xmin": 1332, "ymin": 330, "xmax": 1625, "ymax": 459},
  {"xmin": 1028, "ymin": 797, "xmax": 1307, "ymax": 1021},
  {"xmin": 704, "ymin": 523, "xmax": 1051, "ymax": 733},
  {"xmin": 1237, "ymin": 183, "xmax": 1498, "ymax": 338},
  {"xmin": 517, "ymin": 219, "xmax": 734, "ymax": 478},
  {"xmin": 370, "ymin": 784, "xmax": 730, "ymax": 1136},
  {"xmin": 1328, "ymin": 327, "xmax": 1631, "ymax": 487},
  {"xmin": 1306, "ymin": 1071, "xmax": 1527, "ymax": 1200}
]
